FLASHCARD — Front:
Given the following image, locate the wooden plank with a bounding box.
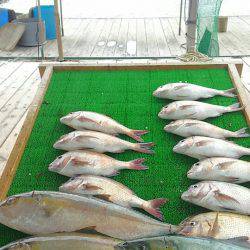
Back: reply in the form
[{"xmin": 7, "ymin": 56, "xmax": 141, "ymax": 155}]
[
  {"xmin": 0, "ymin": 110, "xmax": 28, "ymax": 176},
  {"xmin": 0, "ymin": 66, "xmax": 53, "ymax": 200},
  {"xmin": 0, "ymin": 61, "xmax": 23, "ymax": 84},
  {"xmin": 228, "ymin": 64, "xmax": 250, "ymax": 126},
  {"xmin": 103, "ymin": 19, "xmax": 122, "ymax": 57},
  {"xmin": 114, "ymin": 19, "xmax": 129, "ymax": 57},
  {"xmin": 153, "ymin": 18, "xmax": 171, "ymax": 57},
  {"xmin": 145, "ymin": 19, "xmax": 159, "ymax": 57},
  {"xmin": 136, "ymin": 19, "xmax": 148, "ymax": 57}
]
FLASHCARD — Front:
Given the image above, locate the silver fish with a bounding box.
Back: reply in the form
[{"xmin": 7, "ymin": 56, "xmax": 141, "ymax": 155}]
[
  {"xmin": 0, "ymin": 191, "xmax": 177, "ymax": 240},
  {"xmin": 49, "ymin": 150, "xmax": 147, "ymax": 177},
  {"xmin": 181, "ymin": 181, "xmax": 250, "ymax": 215},
  {"xmin": 153, "ymin": 82, "xmax": 235, "ymax": 100},
  {"xmin": 60, "ymin": 111, "xmax": 148, "ymax": 142},
  {"xmin": 0, "ymin": 233, "xmax": 121, "ymax": 250},
  {"xmin": 164, "ymin": 119, "xmax": 250, "ymax": 139},
  {"xmin": 188, "ymin": 157, "xmax": 250, "ymax": 183},
  {"xmin": 116, "ymin": 235, "xmax": 249, "ymax": 250},
  {"xmin": 173, "ymin": 136, "xmax": 250, "ymax": 159},
  {"xmin": 53, "ymin": 131, "xmax": 154, "ymax": 154},
  {"xmin": 59, "ymin": 175, "xmax": 167, "ymax": 220},
  {"xmin": 178, "ymin": 212, "xmax": 250, "ymax": 239},
  {"xmin": 158, "ymin": 101, "xmax": 243, "ymax": 120}
]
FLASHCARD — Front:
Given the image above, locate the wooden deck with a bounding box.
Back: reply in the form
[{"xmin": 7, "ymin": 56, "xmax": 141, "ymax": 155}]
[
  {"xmin": 1, "ymin": 16, "xmax": 250, "ymax": 58},
  {"xmin": 0, "ymin": 58, "xmax": 250, "ymax": 177}
]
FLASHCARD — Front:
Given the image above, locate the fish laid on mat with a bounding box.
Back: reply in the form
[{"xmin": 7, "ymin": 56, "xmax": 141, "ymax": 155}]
[
  {"xmin": 0, "ymin": 191, "xmax": 177, "ymax": 240},
  {"xmin": 60, "ymin": 111, "xmax": 148, "ymax": 142},
  {"xmin": 0, "ymin": 233, "xmax": 122, "ymax": 250},
  {"xmin": 153, "ymin": 82, "xmax": 236, "ymax": 100},
  {"xmin": 187, "ymin": 157, "xmax": 250, "ymax": 183},
  {"xmin": 49, "ymin": 150, "xmax": 147, "ymax": 177},
  {"xmin": 164, "ymin": 119, "xmax": 250, "ymax": 139},
  {"xmin": 181, "ymin": 181, "xmax": 250, "ymax": 215},
  {"xmin": 116, "ymin": 235, "xmax": 249, "ymax": 250},
  {"xmin": 59, "ymin": 175, "xmax": 167, "ymax": 220},
  {"xmin": 178, "ymin": 212, "xmax": 250, "ymax": 239},
  {"xmin": 173, "ymin": 136, "xmax": 250, "ymax": 159},
  {"xmin": 158, "ymin": 101, "xmax": 243, "ymax": 120},
  {"xmin": 53, "ymin": 131, "xmax": 154, "ymax": 154}
]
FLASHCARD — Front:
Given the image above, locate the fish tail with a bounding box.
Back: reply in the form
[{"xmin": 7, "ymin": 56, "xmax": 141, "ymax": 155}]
[
  {"xmin": 127, "ymin": 158, "xmax": 148, "ymax": 170},
  {"xmin": 128, "ymin": 130, "xmax": 149, "ymax": 142},
  {"xmin": 142, "ymin": 198, "xmax": 168, "ymax": 220},
  {"xmin": 235, "ymin": 127, "xmax": 250, "ymax": 138},
  {"xmin": 220, "ymin": 88, "xmax": 236, "ymax": 97},
  {"xmin": 134, "ymin": 142, "xmax": 155, "ymax": 154},
  {"xmin": 226, "ymin": 102, "xmax": 244, "ymax": 113}
]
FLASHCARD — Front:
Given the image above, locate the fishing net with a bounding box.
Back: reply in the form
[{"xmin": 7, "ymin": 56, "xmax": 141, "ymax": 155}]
[{"xmin": 196, "ymin": 0, "xmax": 223, "ymax": 57}]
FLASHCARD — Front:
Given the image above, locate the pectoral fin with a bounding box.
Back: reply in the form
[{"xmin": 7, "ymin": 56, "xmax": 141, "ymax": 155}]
[
  {"xmin": 94, "ymin": 194, "xmax": 112, "ymax": 202},
  {"xmin": 207, "ymin": 212, "xmax": 220, "ymax": 237},
  {"xmin": 179, "ymin": 105, "xmax": 194, "ymax": 110},
  {"xmin": 174, "ymin": 85, "xmax": 187, "ymax": 91},
  {"xmin": 82, "ymin": 183, "xmax": 102, "ymax": 191},
  {"xmin": 71, "ymin": 158, "xmax": 90, "ymax": 166},
  {"xmin": 213, "ymin": 190, "xmax": 240, "ymax": 204},
  {"xmin": 195, "ymin": 140, "xmax": 212, "ymax": 147},
  {"xmin": 216, "ymin": 161, "xmax": 235, "ymax": 170},
  {"xmin": 183, "ymin": 122, "xmax": 197, "ymax": 127}
]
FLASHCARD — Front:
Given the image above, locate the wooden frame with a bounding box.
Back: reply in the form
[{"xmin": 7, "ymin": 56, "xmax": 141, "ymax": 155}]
[{"xmin": 0, "ymin": 61, "xmax": 248, "ymax": 200}]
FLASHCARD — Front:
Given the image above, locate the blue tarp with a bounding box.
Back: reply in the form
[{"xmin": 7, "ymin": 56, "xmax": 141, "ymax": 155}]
[{"xmin": 0, "ymin": 8, "xmax": 8, "ymax": 28}]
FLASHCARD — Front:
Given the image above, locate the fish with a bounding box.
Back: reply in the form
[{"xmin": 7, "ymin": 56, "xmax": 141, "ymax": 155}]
[
  {"xmin": 53, "ymin": 131, "xmax": 154, "ymax": 154},
  {"xmin": 0, "ymin": 191, "xmax": 178, "ymax": 240},
  {"xmin": 178, "ymin": 212, "xmax": 250, "ymax": 239},
  {"xmin": 59, "ymin": 175, "xmax": 167, "ymax": 220},
  {"xmin": 187, "ymin": 157, "xmax": 250, "ymax": 183},
  {"xmin": 158, "ymin": 101, "xmax": 243, "ymax": 120},
  {"xmin": 0, "ymin": 233, "xmax": 122, "ymax": 250},
  {"xmin": 181, "ymin": 181, "xmax": 250, "ymax": 215},
  {"xmin": 164, "ymin": 119, "xmax": 250, "ymax": 139},
  {"xmin": 153, "ymin": 82, "xmax": 236, "ymax": 100},
  {"xmin": 116, "ymin": 235, "xmax": 250, "ymax": 250},
  {"xmin": 173, "ymin": 136, "xmax": 250, "ymax": 159},
  {"xmin": 49, "ymin": 150, "xmax": 148, "ymax": 177},
  {"xmin": 60, "ymin": 111, "xmax": 148, "ymax": 142}
]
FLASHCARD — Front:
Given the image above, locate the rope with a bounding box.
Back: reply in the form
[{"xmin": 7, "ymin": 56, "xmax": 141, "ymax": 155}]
[{"xmin": 178, "ymin": 50, "xmax": 212, "ymax": 62}]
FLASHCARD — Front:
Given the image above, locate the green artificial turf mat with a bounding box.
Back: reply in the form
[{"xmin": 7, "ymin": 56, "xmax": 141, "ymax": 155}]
[{"xmin": 0, "ymin": 67, "xmax": 249, "ymax": 245}]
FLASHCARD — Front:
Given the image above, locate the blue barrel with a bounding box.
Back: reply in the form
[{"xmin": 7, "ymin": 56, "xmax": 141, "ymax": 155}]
[
  {"xmin": 0, "ymin": 8, "xmax": 9, "ymax": 28},
  {"xmin": 33, "ymin": 5, "xmax": 56, "ymax": 40}
]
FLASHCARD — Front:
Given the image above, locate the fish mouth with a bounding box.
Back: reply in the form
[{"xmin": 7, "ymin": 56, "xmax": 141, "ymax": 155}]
[
  {"xmin": 153, "ymin": 90, "xmax": 159, "ymax": 97},
  {"xmin": 173, "ymin": 145, "xmax": 180, "ymax": 152},
  {"xmin": 180, "ymin": 191, "xmax": 189, "ymax": 201},
  {"xmin": 187, "ymin": 170, "xmax": 194, "ymax": 177}
]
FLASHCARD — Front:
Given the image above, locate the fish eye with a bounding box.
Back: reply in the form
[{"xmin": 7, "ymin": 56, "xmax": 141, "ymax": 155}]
[
  {"xmin": 190, "ymin": 221, "xmax": 196, "ymax": 226},
  {"xmin": 192, "ymin": 185, "xmax": 198, "ymax": 188},
  {"xmin": 180, "ymin": 139, "xmax": 185, "ymax": 143},
  {"xmin": 194, "ymin": 162, "xmax": 200, "ymax": 166},
  {"xmin": 58, "ymin": 156, "xmax": 62, "ymax": 159}
]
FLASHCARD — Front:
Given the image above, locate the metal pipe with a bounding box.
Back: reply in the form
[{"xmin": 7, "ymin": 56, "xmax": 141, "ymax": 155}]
[
  {"xmin": 37, "ymin": 0, "xmax": 44, "ymax": 59},
  {"xmin": 178, "ymin": 0, "xmax": 183, "ymax": 36},
  {"xmin": 59, "ymin": 0, "xmax": 64, "ymax": 36},
  {"xmin": 186, "ymin": 0, "xmax": 199, "ymax": 52}
]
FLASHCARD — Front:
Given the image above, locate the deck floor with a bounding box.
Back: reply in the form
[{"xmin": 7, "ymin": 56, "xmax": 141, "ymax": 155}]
[
  {"xmin": 0, "ymin": 58, "xmax": 250, "ymax": 177},
  {"xmin": 1, "ymin": 16, "xmax": 250, "ymax": 58}
]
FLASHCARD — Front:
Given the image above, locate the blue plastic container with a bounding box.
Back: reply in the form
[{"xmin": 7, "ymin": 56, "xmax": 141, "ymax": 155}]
[
  {"xmin": 33, "ymin": 5, "xmax": 56, "ymax": 40},
  {"xmin": 0, "ymin": 8, "xmax": 9, "ymax": 28}
]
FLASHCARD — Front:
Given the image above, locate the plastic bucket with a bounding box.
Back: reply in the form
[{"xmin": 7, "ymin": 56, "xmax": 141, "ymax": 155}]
[
  {"xmin": 0, "ymin": 8, "xmax": 9, "ymax": 28},
  {"xmin": 14, "ymin": 18, "xmax": 46, "ymax": 47},
  {"xmin": 33, "ymin": 5, "xmax": 56, "ymax": 40}
]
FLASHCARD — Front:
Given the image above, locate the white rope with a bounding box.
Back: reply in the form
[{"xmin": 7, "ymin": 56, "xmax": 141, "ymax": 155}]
[{"xmin": 178, "ymin": 50, "xmax": 212, "ymax": 62}]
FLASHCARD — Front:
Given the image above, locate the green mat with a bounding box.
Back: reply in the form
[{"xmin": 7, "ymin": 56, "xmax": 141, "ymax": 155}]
[{"xmin": 0, "ymin": 67, "xmax": 249, "ymax": 246}]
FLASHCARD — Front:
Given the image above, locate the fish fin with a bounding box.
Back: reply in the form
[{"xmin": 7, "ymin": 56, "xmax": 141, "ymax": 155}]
[
  {"xmin": 226, "ymin": 102, "xmax": 244, "ymax": 113},
  {"xmin": 213, "ymin": 190, "xmax": 240, "ymax": 204},
  {"xmin": 135, "ymin": 142, "xmax": 155, "ymax": 154},
  {"xmin": 183, "ymin": 122, "xmax": 198, "ymax": 127},
  {"xmin": 225, "ymin": 176, "xmax": 240, "ymax": 183},
  {"xmin": 128, "ymin": 158, "xmax": 148, "ymax": 170},
  {"xmin": 71, "ymin": 158, "xmax": 89, "ymax": 166},
  {"xmin": 221, "ymin": 88, "xmax": 236, "ymax": 98},
  {"xmin": 216, "ymin": 161, "xmax": 235, "ymax": 170},
  {"xmin": 77, "ymin": 116, "xmax": 98, "ymax": 124},
  {"xmin": 128, "ymin": 130, "xmax": 149, "ymax": 142},
  {"xmin": 179, "ymin": 105, "xmax": 194, "ymax": 110},
  {"xmin": 82, "ymin": 183, "xmax": 102, "ymax": 191},
  {"xmin": 235, "ymin": 127, "xmax": 250, "ymax": 138},
  {"xmin": 194, "ymin": 140, "xmax": 212, "ymax": 147},
  {"xmin": 207, "ymin": 212, "xmax": 220, "ymax": 237},
  {"xmin": 174, "ymin": 84, "xmax": 187, "ymax": 91},
  {"xmin": 75, "ymin": 135, "xmax": 100, "ymax": 142},
  {"xmin": 94, "ymin": 194, "xmax": 112, "ymax": 202},
  {"xmin": 142, "ymin": 198, "xmax": 168, "ymax": 221},
  {"xmin": 107, "ymin": 170, "xmax": 120, "ymax": 177},
  {"xmin": 218, "ymin": 206, "xmax": 238, "ymax": 212}
]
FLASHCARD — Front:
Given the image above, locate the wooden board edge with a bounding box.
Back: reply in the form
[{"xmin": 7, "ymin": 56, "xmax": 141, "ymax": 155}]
[
  {"xmin": 227, "ymin": 64, "xmax": 250, "ymax": 126},
  {"xmin": 235, "ymin": 63, "xmax": 243, "ymax": 77},
  {"xmin": 0, "ymin": 66, "xmax": 53, "ymax": 200}
]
